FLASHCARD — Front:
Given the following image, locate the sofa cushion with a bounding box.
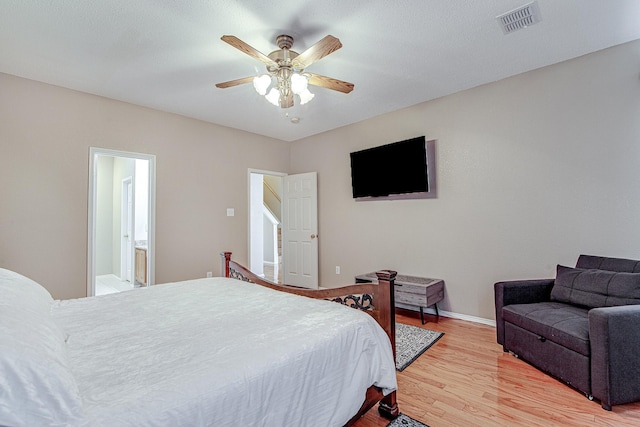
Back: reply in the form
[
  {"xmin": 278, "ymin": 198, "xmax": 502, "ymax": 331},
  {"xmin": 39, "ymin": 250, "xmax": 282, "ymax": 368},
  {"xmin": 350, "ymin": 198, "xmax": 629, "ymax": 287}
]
[
  {"xmin": 550, "ymin": 265, "xmax": 640, "ymax": 309},
  {"xmin": 576, "ymin": 255, "xmax": 640, "ymax": 273},
  {"xmin": 502, "ymin": 302, "xmax": 590, "ymax": 356}
]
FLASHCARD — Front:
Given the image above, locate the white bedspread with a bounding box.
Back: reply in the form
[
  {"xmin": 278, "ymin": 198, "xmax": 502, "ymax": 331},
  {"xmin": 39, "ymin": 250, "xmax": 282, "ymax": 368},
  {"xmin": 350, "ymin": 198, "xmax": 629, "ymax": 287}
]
[{"xmin": 52, "ymin": 277, "xmax": 397, "ymax": 427}]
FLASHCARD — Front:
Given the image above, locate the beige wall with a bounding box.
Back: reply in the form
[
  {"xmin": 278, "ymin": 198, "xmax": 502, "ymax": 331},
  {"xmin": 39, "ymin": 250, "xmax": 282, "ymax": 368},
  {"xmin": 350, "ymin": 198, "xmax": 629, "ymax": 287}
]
[
  {"xmin": 95, "ymin": 155, "xmax": 114, "ymax": 275},
  {"xmin": 0, "ymin": 73, "xmax": 291, "ymax": 299},
  {"xmin": 290, "ymin": 39, "xmax": 640, "ymax": 321},
  {"xmin": 2, "ymin": 40, "xmax": 639, "ymax": 319}
]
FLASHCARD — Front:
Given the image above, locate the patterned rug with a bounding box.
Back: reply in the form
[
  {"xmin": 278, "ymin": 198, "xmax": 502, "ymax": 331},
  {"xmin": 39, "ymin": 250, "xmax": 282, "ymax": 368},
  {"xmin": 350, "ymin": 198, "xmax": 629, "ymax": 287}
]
[
  {"xmin": 396, "ymin": 323, "xmax": 444, "ymax": 371},
  {"xmin": 386, "ymin": 413, "xmax": 430, "ymax": 427}
]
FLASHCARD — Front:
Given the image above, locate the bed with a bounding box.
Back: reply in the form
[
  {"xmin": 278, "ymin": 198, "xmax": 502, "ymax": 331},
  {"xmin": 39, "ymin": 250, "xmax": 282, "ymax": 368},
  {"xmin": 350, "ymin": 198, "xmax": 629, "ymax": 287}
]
[{"xmin": 0, "ymin": 252, "xmax": 398, "ymax": 426}]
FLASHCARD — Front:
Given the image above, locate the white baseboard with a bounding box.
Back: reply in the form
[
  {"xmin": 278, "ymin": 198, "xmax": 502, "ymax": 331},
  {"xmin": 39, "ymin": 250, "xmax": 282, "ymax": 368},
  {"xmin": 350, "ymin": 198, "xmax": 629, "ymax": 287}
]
[{"xmin": 396, "ymin": 303, "xmax": 496, "ymax": 327}]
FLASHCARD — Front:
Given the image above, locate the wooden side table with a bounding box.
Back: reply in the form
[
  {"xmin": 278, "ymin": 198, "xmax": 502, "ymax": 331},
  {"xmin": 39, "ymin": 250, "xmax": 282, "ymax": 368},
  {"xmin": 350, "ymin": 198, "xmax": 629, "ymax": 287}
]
[
  {"xmin": 135, "ymin": 247, "xmax": 147, "ymax": 286},
  {"xmin": 355, "ymin": 272, "xmax": 445, "ymax": 324}
]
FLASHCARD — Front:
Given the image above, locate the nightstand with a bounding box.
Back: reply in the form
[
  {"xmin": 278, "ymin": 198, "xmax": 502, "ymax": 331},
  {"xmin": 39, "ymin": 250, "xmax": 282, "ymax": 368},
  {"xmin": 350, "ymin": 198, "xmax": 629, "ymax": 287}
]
[{"xmin": 355, "ymin": 272, "xmax": 445, "ymax": 324}]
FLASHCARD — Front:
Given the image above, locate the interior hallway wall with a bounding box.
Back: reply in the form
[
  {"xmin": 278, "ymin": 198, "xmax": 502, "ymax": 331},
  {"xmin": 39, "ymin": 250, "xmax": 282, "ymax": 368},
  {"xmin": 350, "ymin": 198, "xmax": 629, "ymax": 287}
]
[{"xmin": 95, "ymin": 156, "xmax": 114, "ymax": 276}]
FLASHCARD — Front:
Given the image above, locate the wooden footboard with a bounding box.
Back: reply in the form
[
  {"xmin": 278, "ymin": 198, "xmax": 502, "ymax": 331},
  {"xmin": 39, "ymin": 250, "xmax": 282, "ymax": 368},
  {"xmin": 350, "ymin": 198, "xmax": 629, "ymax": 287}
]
[{"xmin": 220, "ymin": 252, "xmax": 399, "ymax": 424}]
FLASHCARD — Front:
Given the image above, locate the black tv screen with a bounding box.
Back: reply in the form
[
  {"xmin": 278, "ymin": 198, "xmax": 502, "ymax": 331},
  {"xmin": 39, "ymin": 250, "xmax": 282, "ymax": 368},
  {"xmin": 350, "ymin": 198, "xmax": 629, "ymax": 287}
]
[{"xmin": 350, "ymin": 136, "xmax": 429, "ymax": 199}]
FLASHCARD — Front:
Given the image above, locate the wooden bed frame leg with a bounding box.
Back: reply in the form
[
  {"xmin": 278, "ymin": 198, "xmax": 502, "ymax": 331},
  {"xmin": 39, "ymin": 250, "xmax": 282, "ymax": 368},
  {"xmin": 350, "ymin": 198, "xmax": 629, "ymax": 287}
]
[{"xmin": 378, "ymin": 391, "xmax": 399, "ymax": 419}]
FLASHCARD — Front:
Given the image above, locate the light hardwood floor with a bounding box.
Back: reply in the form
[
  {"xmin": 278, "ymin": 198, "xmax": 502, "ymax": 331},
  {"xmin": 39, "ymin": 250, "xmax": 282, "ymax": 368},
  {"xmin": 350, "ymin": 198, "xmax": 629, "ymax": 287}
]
[{"xmin": 355, "ymin": 310, "xmax": 640, "ymax": 427}]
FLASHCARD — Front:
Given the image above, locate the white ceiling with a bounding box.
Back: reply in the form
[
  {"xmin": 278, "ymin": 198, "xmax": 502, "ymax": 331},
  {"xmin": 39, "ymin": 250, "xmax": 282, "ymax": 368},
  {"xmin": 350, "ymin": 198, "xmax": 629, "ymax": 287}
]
[{"xmin": 1, "ymin": 1, "xmax": 639, "ymax": 142}]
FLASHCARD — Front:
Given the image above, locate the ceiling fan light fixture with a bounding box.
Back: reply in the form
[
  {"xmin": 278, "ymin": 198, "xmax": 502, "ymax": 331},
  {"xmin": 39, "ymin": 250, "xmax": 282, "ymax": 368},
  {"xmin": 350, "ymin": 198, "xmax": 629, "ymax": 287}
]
[
  {"xmin": 265, "ymin": 88, "xmax": 281, "ymax": 106},
  {"xmin": 217, "ymin": 34, "xmax": 353, "ymax": 108},
  {"xmin": 298, "ymin": 88, "xmax": 314, "ymax": 105},
  {"xmin": 253, "ymin": 74, "xmax": 271, "ymax": 95}
]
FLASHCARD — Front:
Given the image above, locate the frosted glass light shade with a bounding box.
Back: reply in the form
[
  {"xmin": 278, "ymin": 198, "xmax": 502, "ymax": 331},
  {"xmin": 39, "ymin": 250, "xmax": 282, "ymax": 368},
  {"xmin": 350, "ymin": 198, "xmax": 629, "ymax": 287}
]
[
  {"xmin": 265, "ymin": 88, "xmax": 281, "ymax": 106},
  {"xmin": 253, "ymin": 74, "xmax": 271, "ymax": 96},
  {"xmin": 298, "ymin": 88, "xmax": 315, "ymax": 105},
  {"xmin": 290, "ymin": 73, "xmax": 308, "ymax": 94}
]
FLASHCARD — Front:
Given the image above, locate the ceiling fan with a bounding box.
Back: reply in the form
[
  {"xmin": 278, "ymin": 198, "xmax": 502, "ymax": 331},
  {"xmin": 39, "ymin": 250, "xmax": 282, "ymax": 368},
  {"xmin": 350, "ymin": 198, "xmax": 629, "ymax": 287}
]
[{"xmin": 215, "ymin": 34, "xmax": 354, "ymax": 108}]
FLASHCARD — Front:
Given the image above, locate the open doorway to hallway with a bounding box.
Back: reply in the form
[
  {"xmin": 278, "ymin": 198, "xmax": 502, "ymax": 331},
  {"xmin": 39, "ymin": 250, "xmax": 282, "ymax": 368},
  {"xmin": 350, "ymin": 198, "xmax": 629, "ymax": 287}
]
[
  {"xmin": 249, "ymin": 171, "xmax": 284, "ymax": 284},
  {"xmin": 249, "ymin": 170, "xmax": 319, "ymax": 288}
]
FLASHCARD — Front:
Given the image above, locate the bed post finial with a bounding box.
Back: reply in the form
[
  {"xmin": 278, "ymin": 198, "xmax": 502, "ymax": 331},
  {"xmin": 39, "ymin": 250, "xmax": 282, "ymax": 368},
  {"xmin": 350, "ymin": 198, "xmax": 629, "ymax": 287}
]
[{"xmin": 221, "ymin": 252, "xmax": 232, "ymax": 278}]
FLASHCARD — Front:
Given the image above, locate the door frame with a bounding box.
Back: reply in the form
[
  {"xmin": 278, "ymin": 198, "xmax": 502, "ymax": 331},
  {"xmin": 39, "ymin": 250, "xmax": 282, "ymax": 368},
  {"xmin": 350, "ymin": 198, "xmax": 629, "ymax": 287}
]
[
  {"xmin": 247, "ymin": 169, "xmax": 319, "ymax": 288},
  {"xmin": 87, "ymin": 147, "xmax": 156, "ymax": 296}
]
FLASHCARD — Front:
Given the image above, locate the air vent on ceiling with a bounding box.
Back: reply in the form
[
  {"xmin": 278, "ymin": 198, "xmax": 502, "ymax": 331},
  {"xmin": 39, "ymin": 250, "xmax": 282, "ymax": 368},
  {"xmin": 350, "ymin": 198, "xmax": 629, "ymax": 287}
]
[{"xmin": 496, "ymin": 1, "xmax": 542, "ymax": 34}]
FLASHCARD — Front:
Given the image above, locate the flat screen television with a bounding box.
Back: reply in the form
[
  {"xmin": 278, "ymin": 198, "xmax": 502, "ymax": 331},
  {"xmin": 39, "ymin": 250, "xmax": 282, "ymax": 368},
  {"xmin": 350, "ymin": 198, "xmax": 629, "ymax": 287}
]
[{"xmin": 350, "ymin": 136, "xmax": 436, "ymax": 200}]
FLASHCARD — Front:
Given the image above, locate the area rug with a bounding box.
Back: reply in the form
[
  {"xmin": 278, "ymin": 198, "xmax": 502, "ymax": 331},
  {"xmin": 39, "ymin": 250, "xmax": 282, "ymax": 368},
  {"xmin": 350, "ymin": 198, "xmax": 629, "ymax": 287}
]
[
  {"xmin": 386, "ymin": 413, "xmax": 430, "ymax": 427},
  {"xmin": 396, "ymin": 323, "xmax": 444, "ymax": 371}
]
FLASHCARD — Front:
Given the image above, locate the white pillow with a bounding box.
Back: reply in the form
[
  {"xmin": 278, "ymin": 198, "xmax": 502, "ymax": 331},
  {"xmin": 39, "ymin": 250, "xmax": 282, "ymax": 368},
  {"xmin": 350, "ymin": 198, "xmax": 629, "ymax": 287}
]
[
  {"xmin": 0, "ymin": 268, "xmax": 87, "ymax": 426},
  {"xmin": 0, "ymin": 267, "xmax": 54, "ymax": 307}
]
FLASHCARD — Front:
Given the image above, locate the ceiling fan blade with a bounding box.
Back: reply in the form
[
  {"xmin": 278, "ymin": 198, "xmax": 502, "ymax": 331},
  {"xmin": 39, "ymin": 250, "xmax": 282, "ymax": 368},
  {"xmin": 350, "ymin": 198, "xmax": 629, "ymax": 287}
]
[
  {"xmin": 215, "ymin": 76, "xmax": 255, "ymax": 89},
  {"xmin": 221, "ymin": 35, "xmax": 276, "ymax": 67},
  {"xmin": 307, "ymin": 73, "xmax": 354, "ymax": 94},
  {"xmin": 292, "ymin": 35, "xmax": 342, "ymax": 69}
]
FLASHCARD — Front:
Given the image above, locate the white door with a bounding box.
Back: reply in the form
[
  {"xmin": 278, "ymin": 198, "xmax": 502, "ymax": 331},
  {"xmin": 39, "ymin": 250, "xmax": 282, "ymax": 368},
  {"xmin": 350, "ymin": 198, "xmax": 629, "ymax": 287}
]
[
  {"xmin": 282, "ymin": 172, "xmax": 318, "ymax": 289},
  {"xmin": 121, "ymin": 178, "xmax": 134, "ymax": 283}
]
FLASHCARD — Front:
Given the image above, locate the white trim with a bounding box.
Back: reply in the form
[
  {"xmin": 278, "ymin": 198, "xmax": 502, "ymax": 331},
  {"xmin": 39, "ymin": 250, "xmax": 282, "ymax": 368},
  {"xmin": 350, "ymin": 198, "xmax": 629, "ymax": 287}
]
[
  {"xmin": 263, "ymin": 204, "xmax": 279, "ymax": 225},
  {"xmin": 248, "ymin": 168, "xmax": 288, "ymax": 177},
  {"xmin": 396, "ymin": 303, "xmax": 496, "ymax": 327},
  {"xmin": 88, "ymin": 147, "xmax": 156, "ymax": 297}
]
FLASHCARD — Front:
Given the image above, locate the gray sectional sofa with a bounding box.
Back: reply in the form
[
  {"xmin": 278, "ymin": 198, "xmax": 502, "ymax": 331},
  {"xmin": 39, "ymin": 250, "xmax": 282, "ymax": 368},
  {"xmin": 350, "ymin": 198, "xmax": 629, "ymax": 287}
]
[{"xmin": 494, "ymin": 255, "xmax": 640, "ymax": 410}]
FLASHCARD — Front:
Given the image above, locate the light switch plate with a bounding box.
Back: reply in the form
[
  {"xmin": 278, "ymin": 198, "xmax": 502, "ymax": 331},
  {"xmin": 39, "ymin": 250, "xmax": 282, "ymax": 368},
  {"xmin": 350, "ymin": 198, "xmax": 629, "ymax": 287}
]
[{"xmin": 226, "ymin": 208, "xmax": 234, "ymax": 217}]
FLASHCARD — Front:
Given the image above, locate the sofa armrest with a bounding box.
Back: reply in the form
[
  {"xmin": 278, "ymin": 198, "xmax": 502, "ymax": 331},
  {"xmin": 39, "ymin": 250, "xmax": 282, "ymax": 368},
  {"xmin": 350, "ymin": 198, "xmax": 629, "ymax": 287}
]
[
  {"xmin": 589, "ymin": 305, "xmax": 640, "ymax": 409},
  {"xmin": 494, "ymin": 279, "xmax": 554, "ymax": 346}
]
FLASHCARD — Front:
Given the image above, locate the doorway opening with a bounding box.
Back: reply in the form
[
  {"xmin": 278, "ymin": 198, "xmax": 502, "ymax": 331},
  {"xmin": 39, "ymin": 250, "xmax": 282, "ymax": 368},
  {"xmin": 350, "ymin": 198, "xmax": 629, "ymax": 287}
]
[
  {"xmin": 248, "ymin": 170, "xmax": 318, "ymax": 288},
  {"xmin": 249, "ymin": 170, "xmax": 284, "ymax": 283},
  {"xmin": 88, "ymin": 148, "xmax": 156, "ymax": 296}
]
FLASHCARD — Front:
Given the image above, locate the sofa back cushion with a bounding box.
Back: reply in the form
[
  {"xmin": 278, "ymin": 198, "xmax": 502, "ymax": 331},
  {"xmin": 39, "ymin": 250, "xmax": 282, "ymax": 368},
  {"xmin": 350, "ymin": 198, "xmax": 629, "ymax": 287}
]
[
  {"xmin": 551, "ymin": 265, "xmax": 640, "ymax": 308},
  {"xmin": 576, "ymin": 255, "xmax": 640, "ymax": 273}
]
